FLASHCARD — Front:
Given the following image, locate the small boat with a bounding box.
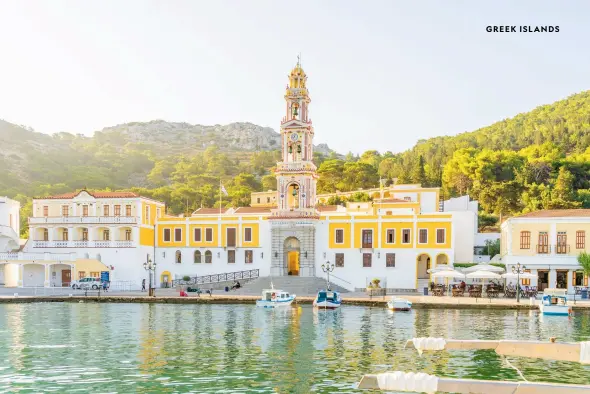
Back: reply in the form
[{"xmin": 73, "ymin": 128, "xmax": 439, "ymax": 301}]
[
  {"xmin": 313, "ymin": 290, "xmax": 342, "ymax": 309},
  {"xmin": 387, "ymin": 297, "xmax": 412, "ymax": 311},
  {"xmin": 256, "ymin": 288, "xmax": 296, "ymax": 308},
  {"xmin": 539, "ymin": 288, "xmax": 572, "ymax": 316}
]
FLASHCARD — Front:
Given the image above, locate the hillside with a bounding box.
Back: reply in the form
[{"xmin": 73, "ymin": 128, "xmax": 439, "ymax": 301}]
[{"xmin": 3, "ymin": 90, "xmax": 590, "ymax": 237}]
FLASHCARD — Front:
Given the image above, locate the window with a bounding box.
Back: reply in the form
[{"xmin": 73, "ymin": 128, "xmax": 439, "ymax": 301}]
[
  {"xmin": 194, "ymin": 250, "xmax": 201, "ymax": 264},
  {"xmin": 194, "ymin": 228, "xmax": 202, "ymax": 242},
  {"xmin": 205, "ymin": 228, "xmax": 213, "ymax": 242},
  {"xmin": 103, "ymin": 230, "xmax": 110, "ymax": 241},
  {"xmin": 163, "ymin": 228, "xmax": 171, "ymax": 242},
  {"xmin": 62, "ymin": 230, "xmax": 68, "ymax": 241},
  {"xmin": 335, "ymin": 253, "xmax": 344, "ymax": 267},
  {"xmin": 175, "ymin": 250, "xmax": 182, "ymax": 264},
  {"xmin": 577, "ymin": 231, "xmax": 586, "ymax": 249},
  {"xmin": 267, "ymin": 197, "xmax": 271, "ymax": 203},
  {"xmin": 114, "ymin": 205, "xmax": 121, "ymax": 216},
  {"xmin": 227, "ymin": 228, "xmax": 237, "ymax": 247},
  {"xmin": 145, "ymin": 206, "xmax": 150, "ymax": 223},
  {"xmin": 335, "ymin": 229, "xmax": 344, "ymax": 244},
  {"xmin": 125, "ymin": 229, "xmax": 132, "ymax": 241},
  {"xmin": 228, "ymin": 250, "xmax": 236, "ymax": 263},
  {"xmin": 257, "ymin": 198, "xmax": 260, "ymax": 203},
  {"xmin": 90, "ymin": 272, "xmax": 100, "ymax": 278},
  {"xmin": 362, "ymin": 229, "xmax": 373, "ymax": 248},
  {"xmin": 436, "ymin": 229, "xmax": 445, "ymax": 244},
  {"xmin": 386, "ymin": 253, "xmax": 395, "ymax": 267},
  {"xmin": 82, "ymin": 229, "xmax": 88, "ymax": 241},
  {"xmin": 404, "ymin": 196, "xmax": 411, "ymax": 201},
  {"xmin": 419, "ymin": 229, "xmax": 428, "ymax": 244},
  {"xmin": 538, "ymin": 232, "xmax": 549, "ymax": 254},
  {"xmin": 244, "ymin": 227, "xmax": 252, "ymax": 243},
  {"xmin": 156, "ymin": 207, "xmax": 161, "ymax": 218},
  {"xmin": 82, "ymin": 205, "xmax": 89, "ymax": 217},
  {"xmin": 62, "ymin": 205, "xmax": 69, "ymax": 217},
  {"xmin": 103, "ymin": 205, "xmax": 109, "ymax": 216},
  {"xmin": 556, "ymin": 231, "xmax": 567, "ymax": 254},
  {"xmin": 522, "ymin": 269, "xmax": 532, "ymax": 285},
  {"xmin": 174, "ymin": 228, "xmax": 182, "ymax": 242},
  {"xmin": 78, "ymin": 271, "xmax": 86, "ymax": 280},
  {"xmin": 126, "ymin": 205, "xmax": 132, "ymax": 216},
  {"xmin": 205, "ymin": 250, "xmax": 212, "ymax": 264},
  {"xmin": 402, "ymin": 229, "xmax": 411, "ymax": 244},
  {"xmin": 245, "ymin": 250, "xmax": 253, "ymax": 264},
  {"xmin": 362, "ymin": 253, "xmax": 372, "ymax": 267},
  {"xmin": 43, "ymin": 206, "xmax": 48, "ymax": 217},
  {"xmin": 386, "ymin": 229, "xmax": 395, "ymax": 244},
  {"xmin": 520, "ymin": 231, "xmax": 531, "ymax": 249},
  {"xmin": 43, "ymin": 229, "xmax": 49, "ymax": 241}
]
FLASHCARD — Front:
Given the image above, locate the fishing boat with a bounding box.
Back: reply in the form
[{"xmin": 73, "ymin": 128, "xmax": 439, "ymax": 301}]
[
  {"xmin": 256, "ymin": 285, "xmax": 296, "ymax": 308},
  {"xmin": 387, "ymin": 297, "xmax": 412, "ymax": 311},
  {"xmin": 313, "ymin": 290, "xmax": 342, "ymax": 309},
  {"xmin": 539, "ymin": 288, "xmax": 572, "ymax": 316}
]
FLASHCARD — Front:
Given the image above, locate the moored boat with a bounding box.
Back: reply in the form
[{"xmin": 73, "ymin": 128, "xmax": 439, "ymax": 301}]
[
  {"xmin": 256, "ymin": 289, "xmax": 296, "ymax": 308},
  {"xmin": 313, "ymin": 290, "xmax": 342, "ymax": 309},
  {"xmin": 387, "ymin": 297, "xmax": 412, "ymax": 311},
  {"xmin": 539, "ymin": 288, "xmax": 572, "ymax": 316}
]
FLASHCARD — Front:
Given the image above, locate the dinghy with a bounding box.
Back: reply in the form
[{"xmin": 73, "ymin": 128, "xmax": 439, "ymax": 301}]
[
  {"xmin": 313, "ymin": 290, "xmax": 342, "ymax": 309},
  {"xmin": 387, "ymin": 297, "xmax": 412, "ymax": 311},
  {"xmin": 539, "ymin": 288, "xmax": 572, "ymax": 316}
]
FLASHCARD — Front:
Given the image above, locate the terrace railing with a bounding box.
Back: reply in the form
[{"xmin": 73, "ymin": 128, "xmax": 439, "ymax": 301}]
[{"xmin": 170, "ymin": 269, "xmax": 260, "ymax": 287}]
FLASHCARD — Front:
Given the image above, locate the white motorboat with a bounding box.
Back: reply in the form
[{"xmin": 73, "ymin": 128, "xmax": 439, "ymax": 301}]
[
  {"xmin": 539, "ymin": 288, "xmax": 572, "ymax": 316},
  {"xmin": 387, "ymin": 297, "xmax": 412, "ymax": 311},
  {"xmin": 256, "ymin": 288, "xmax": 296, "ymax": 308},
  {"xmin": 313, "ymin": 290, "xmax": 342, "ymax": 309}
]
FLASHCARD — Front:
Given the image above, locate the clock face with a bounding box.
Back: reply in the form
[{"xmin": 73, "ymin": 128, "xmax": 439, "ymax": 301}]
[{"xmin": 290, "ymin": 133, "xmax": 299, "ymax": 142}]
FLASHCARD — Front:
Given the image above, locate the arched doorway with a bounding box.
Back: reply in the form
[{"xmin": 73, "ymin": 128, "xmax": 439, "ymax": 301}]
[
  {"xmin": 416, "ymin": 253, "xmax": 431, "ymax": 280},
  {"xmin": 284, "ymin": 237, "xmax": 300, "ymax": 276},
  {"xmin": 436, "ymin": 253, "xmax": 448, "ymax": 266}
]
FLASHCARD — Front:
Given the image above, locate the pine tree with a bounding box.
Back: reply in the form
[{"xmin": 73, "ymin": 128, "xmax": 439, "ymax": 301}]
[{"xmin": 411, "ymin": 155, "xmax": 427, "ymax": 186}]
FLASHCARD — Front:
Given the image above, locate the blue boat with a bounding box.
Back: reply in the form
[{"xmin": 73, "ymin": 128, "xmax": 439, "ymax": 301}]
[
  {"xmin": 313, "ymin": 290, "xmax": 342, "ymax": 309},
  {"xmin": 256, "ymin": 286, "xmax": 296, "ymax": 308}
]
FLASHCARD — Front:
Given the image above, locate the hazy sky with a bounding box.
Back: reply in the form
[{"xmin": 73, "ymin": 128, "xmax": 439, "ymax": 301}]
[{"xmin": 1, "ymin": 1, "xmax": 589, "ymax": 154}]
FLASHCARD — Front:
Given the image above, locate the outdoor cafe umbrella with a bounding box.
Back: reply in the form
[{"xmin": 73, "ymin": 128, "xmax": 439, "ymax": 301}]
[
  {"xmin": 466, "ymin": 270, "xmax": 501, "ymax": 293},
  {"xmin": 462, "ymin": 264, "xmax": 505, "ymax": 273},
  {"xmin": 427, "ymin": 264, "xmax": 454, "ymax": 273},
  {"xmin": 432, "ymin": 270, "xmax": 465, "ymax": 290},
  {"xmin": 501, "ymin": 272, "xmax": 536, "ymax": 288}
]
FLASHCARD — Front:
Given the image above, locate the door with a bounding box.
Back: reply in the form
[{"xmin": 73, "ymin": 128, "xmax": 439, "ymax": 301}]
[
  {"xmin": 288, "ymin": 251, "xmax": 299, "ymax": 276},
  {"xmin": 537, "ymin": 270, "xmax": 549, "ymax": 291},
  {"xmin": 227, "ymin": 228, "xmax": 236, "ymax": 247},
  {"xmin": 556, "ymin": 232, "xmax": 567, "ymax": 254},
  {"xmin": 556, "ymin": 270, "xmax": 568, "ymax": 289}
]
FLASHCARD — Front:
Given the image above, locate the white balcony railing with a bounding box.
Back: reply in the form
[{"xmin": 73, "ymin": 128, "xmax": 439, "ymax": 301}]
[
  {"xmin": 0, "ymin": 252, "xmax": 77, "ymax": 262},
  {"xmin": 28, "ymin": 216, "xmax": 138, "ymax": 225},
  {"xmin": 275, "ymin": 162, "xmax": 317, "ymax": 172},
  {"xmin": 32, "ymin": 240, "xmax": 135, "ymax": 248}
]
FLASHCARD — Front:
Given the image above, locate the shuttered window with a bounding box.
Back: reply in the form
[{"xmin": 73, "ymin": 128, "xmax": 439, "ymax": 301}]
[
  {"xmin": 576, "ymin": 231, "xmax": 585, "ymax": 249},
  {"xmin": 335, "ymin": 253, "xmax": 344, "ymax": 267},
  {"xmin": 436, "ymin": 229, "xmax": 445, "ymax": 244},
  {"xmin": 386, "ymin": 253, "xmax": 395, "ymax": 267},
  {"xmin": 194, "ymin": 228, "xmax": 201, "ymax": 242},
  {"xmin": 362, "ymin": 230, "xmax": 373, "ymax": 248},
  {"xmin": 205, "ymin": 228, "xmax": 213, "ymax": 242},
  {"xmin": 402, "ymin": 229, "xmax": 411, "ymax": 244},
  {"xmin": 228, "ymin": 250, "xmax": 235, "ymax": 264},
  {"xmin": 386, "ymin": 229, "xmax": 395, "ymax": 244},
  {"xmin": 227, "ymin": 228, "xmax": 236, "ymax": 247},
  {"xmin": 174, "ymin": 228, "xmax": 182, "ymax": 242},
  {"xmin": 163, "ymin": 229, "xmax": 171, "ymax": 242},
  {"xmin": 362, "ymin": 253, "xmax": 372, "ymax": 267},
  {"xmin": 520, "ymin": 231, "xmax": 530, "ymax": 249},
  {"xmin": 419, "ymin": 229, "xmax": 428, "ymax": 244},
  {"xmin": 335, "ymin": 229, "xmax": 344, "ymax": 244},
  {"xmin": 244, "ymin": 228, "xmax": 252, "ymax": 242}
]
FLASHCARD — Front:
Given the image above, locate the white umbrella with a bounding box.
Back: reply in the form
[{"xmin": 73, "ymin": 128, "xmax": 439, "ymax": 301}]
[
  {"xmin": 463, "ymin": 264, "xmax": 505, "ymax": 273},
  {"xmin": 466, "ymin": 270, "xmax": 501, "ymax": 279},
  {"xmin": 501, "ymin": 272, "xmax": 536, "ymax": 279},
  {"xmin": 432, "ymin": 270, "xmax": 465, "ymax": 279},
  {"xmin": 427, "ymin": 264, "xmax": 454, "ymax": 273}
]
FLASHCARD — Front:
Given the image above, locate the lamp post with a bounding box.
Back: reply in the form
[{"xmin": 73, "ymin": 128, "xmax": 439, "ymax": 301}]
[
  {"xmin": 321, "ymin": 261, "xmax": 335, "ymax": 291},
  {"xmin": 512, "ymin": 262, "xmax": 525, "ymax": 303},
  {"xmin": 143, "ymin": 255, "xmax": 157, "ymax": 297}
]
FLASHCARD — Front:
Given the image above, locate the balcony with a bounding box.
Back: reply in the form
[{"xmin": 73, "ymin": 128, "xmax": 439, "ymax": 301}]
[
  {"xmin": 536, "ymin": 244, "xmax": 551, "ymax": 254},
  {"xmin": 275, "ymin": 162, "xmax": 317, "ymax": 172},
  {"xmin": 554, "ymin": 244, "xmax": 571, "ymax": 255},
  {"xmin": 32, "ymin": 240, "xmax": 135, "ymax": 248},
  {"xmin": 0, "ymin": 252, "xmax": 77, "ymax": 262},
  {"xmin": 28, "ymin": 216, "xmax": 138, "ymax": 225}
]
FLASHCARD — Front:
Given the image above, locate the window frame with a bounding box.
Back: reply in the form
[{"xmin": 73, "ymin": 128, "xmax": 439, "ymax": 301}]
[
  {"xmin": 126, "ymin": 205, "xmax": 132, "ymax": 217},
  {"xmin": 114, "ymin": 205, "xmax": 121, "ymax": 217},
  {"xmin": 62, "ymin": 205, "xmax": 69, "ymax": 217},
  {"xmin": 386, "ymin": 229, "xmax": 395, "ymax": 244},
  {"xmin": 520, "ymin": 231, "xmax": 531, "ymax": 249},
  {"xmin": 335, "ymin": 253, "xmax": 344, "ymax": 267},
  {"xmin": 103, "ymin": 205, "xmax": 109, "ymax": 217},
  {"xmin": 362, "ymin": 253, "xmax": 372, "ymax": 267},
  {"xmin": 205, "ymin": 250, "xmax": 212, "ymax": 264},
  {"xmin": 227, "ymin": 250, "xmax": 236, "ymax": 264},
  {"xmin": 436, "ymin": 228, "xmax": 446, "ymax": 244},
  {"xmin": 361, "ymin": 229, "xmax": 373, "ymax": 248},
  {"xmin": 576, "ymin": 230, "xmax": 586, "ymax": 249},
  {"xmin": 226, "ymin": 227, "xmax": 237, "ymax": 247},
  {"xmin": 386, "ymin": 253, "xmax": 395, "ymax": 267},
  {"xmin": 174, "ymin": 228, "xmax": 182, "ymax": 243},
  {"xmin": 163, "ymin": 228, "xmax": 171, "ymax": 242},
  {"xmin": 205, "ymin": 227, "xmax": 213, "ymax": 243},
  {"xmin": 194, "ymin": 250, "xmax": 201, "ymax": 264},
  {"xmin": 402, "ymin": 228, "xmax": 411, "ymax": 244},
  {"xmin": 244, "ymin": 227, "xmax": 252, "ymax": 243},
  {"xmin": 194, "ymin": 228, "xmax": 202, "ymax": 242},
  {"xmin": 245, "ymin": 250, "xmax": 253, "ymax": 264},
  {"xmin": 43, "ymin": 206, "xmax": 48, "ymax": 217}
]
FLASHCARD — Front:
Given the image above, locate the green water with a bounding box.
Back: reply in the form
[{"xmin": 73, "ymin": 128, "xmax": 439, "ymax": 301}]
[{"xmin": 0, "ymin": 304, "xmax": 589, "ymax": 393}]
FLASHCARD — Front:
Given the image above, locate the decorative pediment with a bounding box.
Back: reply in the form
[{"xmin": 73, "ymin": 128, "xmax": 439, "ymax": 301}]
[
  {"xmin": 72, "ymin": 191, "xmax": 96, "ymax": 203},
  {"xmin": 281, "ymin": 119, "xmax": 307, "ymax": 129}
]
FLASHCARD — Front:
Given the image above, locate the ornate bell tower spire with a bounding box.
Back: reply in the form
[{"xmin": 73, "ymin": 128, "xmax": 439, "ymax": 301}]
[{"xmin": 270, "ymin": 58, "xmax": 319, "ymax": 219}]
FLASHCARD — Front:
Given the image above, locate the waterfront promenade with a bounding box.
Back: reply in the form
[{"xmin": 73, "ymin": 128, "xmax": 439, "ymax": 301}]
[{"xmin": 1, "ymin": 287, "xmax": 590, "ymax": 310}]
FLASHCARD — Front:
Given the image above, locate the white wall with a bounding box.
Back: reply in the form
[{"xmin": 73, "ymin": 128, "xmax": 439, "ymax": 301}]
[
  {"xmin": 23, "ymin": 264, "xmax": 45, "ymax": 287},
  {"xmin": 419, "ymin": 191, "xmax": 437, "ymax": 213},
  {"xmin": 450, "ymin": 210, "xmax": 477, "ymax": 263},
  {"xmin": 0, "ymin": 197, "xmax": 20, "ymax": 252}
]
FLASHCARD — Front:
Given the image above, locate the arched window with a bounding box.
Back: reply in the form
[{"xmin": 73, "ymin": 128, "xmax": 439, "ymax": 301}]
[
  {"xmin": 205, "ymin": 250, "xmax": 212, "ymax": 264},
  {"xmin": 194, "ymin": 250, "xmax": 201, "ymax": 264},
  {"xmin": 175, "ymin": 250, "xmax": 182, "ymax": 264}
]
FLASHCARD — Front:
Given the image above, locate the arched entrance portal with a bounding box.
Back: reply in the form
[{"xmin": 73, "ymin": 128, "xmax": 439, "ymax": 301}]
[
  {"xmin": 416, "ymin": 253, "xmax": 431, "ymax": 280},
  {"xmin": 284, "ymin": 237, "xmax": 300, "ymax": 276}
]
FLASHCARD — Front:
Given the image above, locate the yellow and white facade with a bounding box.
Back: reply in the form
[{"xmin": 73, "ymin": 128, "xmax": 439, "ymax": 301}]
[{"xmin": 501, "ymin": 209, "xmax": 590, "ymax": 294}]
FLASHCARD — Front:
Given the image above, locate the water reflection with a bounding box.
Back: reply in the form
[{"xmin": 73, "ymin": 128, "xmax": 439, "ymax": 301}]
[{"xmin": 0, "ymin": 304, "xmax": 587, "ymax": 392}]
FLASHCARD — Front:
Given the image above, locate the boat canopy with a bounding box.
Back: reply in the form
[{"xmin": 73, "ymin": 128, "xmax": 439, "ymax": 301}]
[
  {"xmin": 316, "ymin": 291, "xmax": 338, "ymax": 302},
  {"xmin": 543, "ymin": 288, "xmax": 567, "ymax": 297}
]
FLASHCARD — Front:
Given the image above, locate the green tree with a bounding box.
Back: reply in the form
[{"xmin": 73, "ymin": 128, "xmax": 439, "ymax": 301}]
[
  {"xmin": 483, "ymin": 239, "xmax": 500, "ymax": 257},
  {"xmin": 340, "ymin": 162, "xmax": 379, "ymax": 191},
  {"xmin": 348, "ymin": 192, "xmax": 372, "ymax": 202},
  {"xmin": 577, "ymin": 252, "xmax": 590, "ymax": 279},
  {"xmin": 261, "ymin": 174, "xmax": 277, "ymax": 191},
  {"xmin": 411, "ymin": 155, "xmax": 427, "ymax": 185},
  {"xmin": 478, "ymin": 213, "xmax": 498, "ymax": 232},
  {"xmin": 317, "ymin": 159, "xmax": 345, "ymax": 193}
]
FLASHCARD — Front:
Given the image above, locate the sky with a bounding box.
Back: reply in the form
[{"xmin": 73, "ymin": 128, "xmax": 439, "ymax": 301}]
[{"xmin": 1, "ymin": 0, "xmax": 589, "ymax": 154}]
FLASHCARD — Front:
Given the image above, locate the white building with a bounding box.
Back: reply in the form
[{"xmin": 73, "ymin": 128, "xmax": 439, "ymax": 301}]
[{"xmin": 0, "ymin": 196, "xmax": 20, "ymax": 252}]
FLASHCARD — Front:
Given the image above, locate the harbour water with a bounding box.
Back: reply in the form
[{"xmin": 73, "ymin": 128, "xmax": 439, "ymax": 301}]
[{"xmin": 0, "ymin": 303, "xmax": 589, "ymax": 393}]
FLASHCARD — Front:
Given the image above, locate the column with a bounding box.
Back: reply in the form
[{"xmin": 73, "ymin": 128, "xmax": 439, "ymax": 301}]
[
  {"xmin": 567, "ymin": 270, "xmax": 574, "ymax": 294},
  {"xmin": 18, "ymin": 264, "xmax": 24, "ymax": 287},
  {"xmin": 67, "ymin": 227, "xmax": 73, "ymax": 246},
  {"xmin": 44, "ymin": 264, "xmax": 50, "ymax": 287},
  {"xmin": 549, "ymin": 269, "xmax": 557, "ymax": 288},
  {"xmin": 550, "ymin": 223, "xmax": 557, "ymax": 255},
  {"xmin": 110, "ymin": 226, "xmax": 117, "ymax": 246}
]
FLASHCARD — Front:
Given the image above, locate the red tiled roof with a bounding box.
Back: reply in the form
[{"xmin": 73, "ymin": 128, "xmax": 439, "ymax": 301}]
[
  {"xmin": 516, "ymin": 209, "xmax": 590, "ymax": 218},
  {"xmin": 234, "ymin": 207, "xmax": 272, "ymax": 214},
  {"xmin": 39, "ymin": 190, "xmax": 140, "ymax": 199},
  {"xmin": 317, "ymin": 205, "xmax": 339, "ymax": 212},
  {"xmin": 192, "ymin": 208, "xmax": 229, "ymax": 215}
]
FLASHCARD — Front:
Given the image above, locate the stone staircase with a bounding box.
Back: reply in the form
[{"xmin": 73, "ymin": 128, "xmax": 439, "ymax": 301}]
[
  {"xmin": 231, "ymin": 276, "xmax": 349, "ymax": 297},
  {"xmin": 417, "ymin": 279, "xmax": 430, "ymax": 295}
]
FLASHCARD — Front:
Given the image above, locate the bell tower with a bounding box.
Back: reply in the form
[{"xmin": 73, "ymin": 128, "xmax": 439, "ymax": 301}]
[{"xmin": 271, "ymin": 56, "xmax": 319, "ymax": 219}]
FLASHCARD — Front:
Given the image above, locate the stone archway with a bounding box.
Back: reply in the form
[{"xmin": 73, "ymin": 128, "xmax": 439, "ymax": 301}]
[
  {"xmin": 284, "ymin": 237, "xmax": 300, "ymax": 276},
  {"xmin": 416, "ymin": 253, "xmax": 431, "ymax": 280}
]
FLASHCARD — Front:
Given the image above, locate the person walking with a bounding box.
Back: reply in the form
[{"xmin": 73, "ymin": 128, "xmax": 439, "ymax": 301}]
[{"xmin": 142, "ymin": 279, "xmax": 146, "ymax": 292}]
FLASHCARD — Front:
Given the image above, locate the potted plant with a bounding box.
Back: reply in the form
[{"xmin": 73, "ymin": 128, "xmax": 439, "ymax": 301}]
[
  {"xmin": 182, "ymin": 275, "xmax": 191, "ymax": 282},
  {"xmin": 372, "ymin": 278, "xmax": 381, "ymax": 288},
  {"xmin": 578, "ymin": 252, "xmax": 590, "ymax": 299}
]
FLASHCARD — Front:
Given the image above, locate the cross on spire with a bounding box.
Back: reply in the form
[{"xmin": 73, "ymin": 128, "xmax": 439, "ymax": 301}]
[{"xmin": 297, "ymin": 52, "xmax": 301, "ymax": 67}]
